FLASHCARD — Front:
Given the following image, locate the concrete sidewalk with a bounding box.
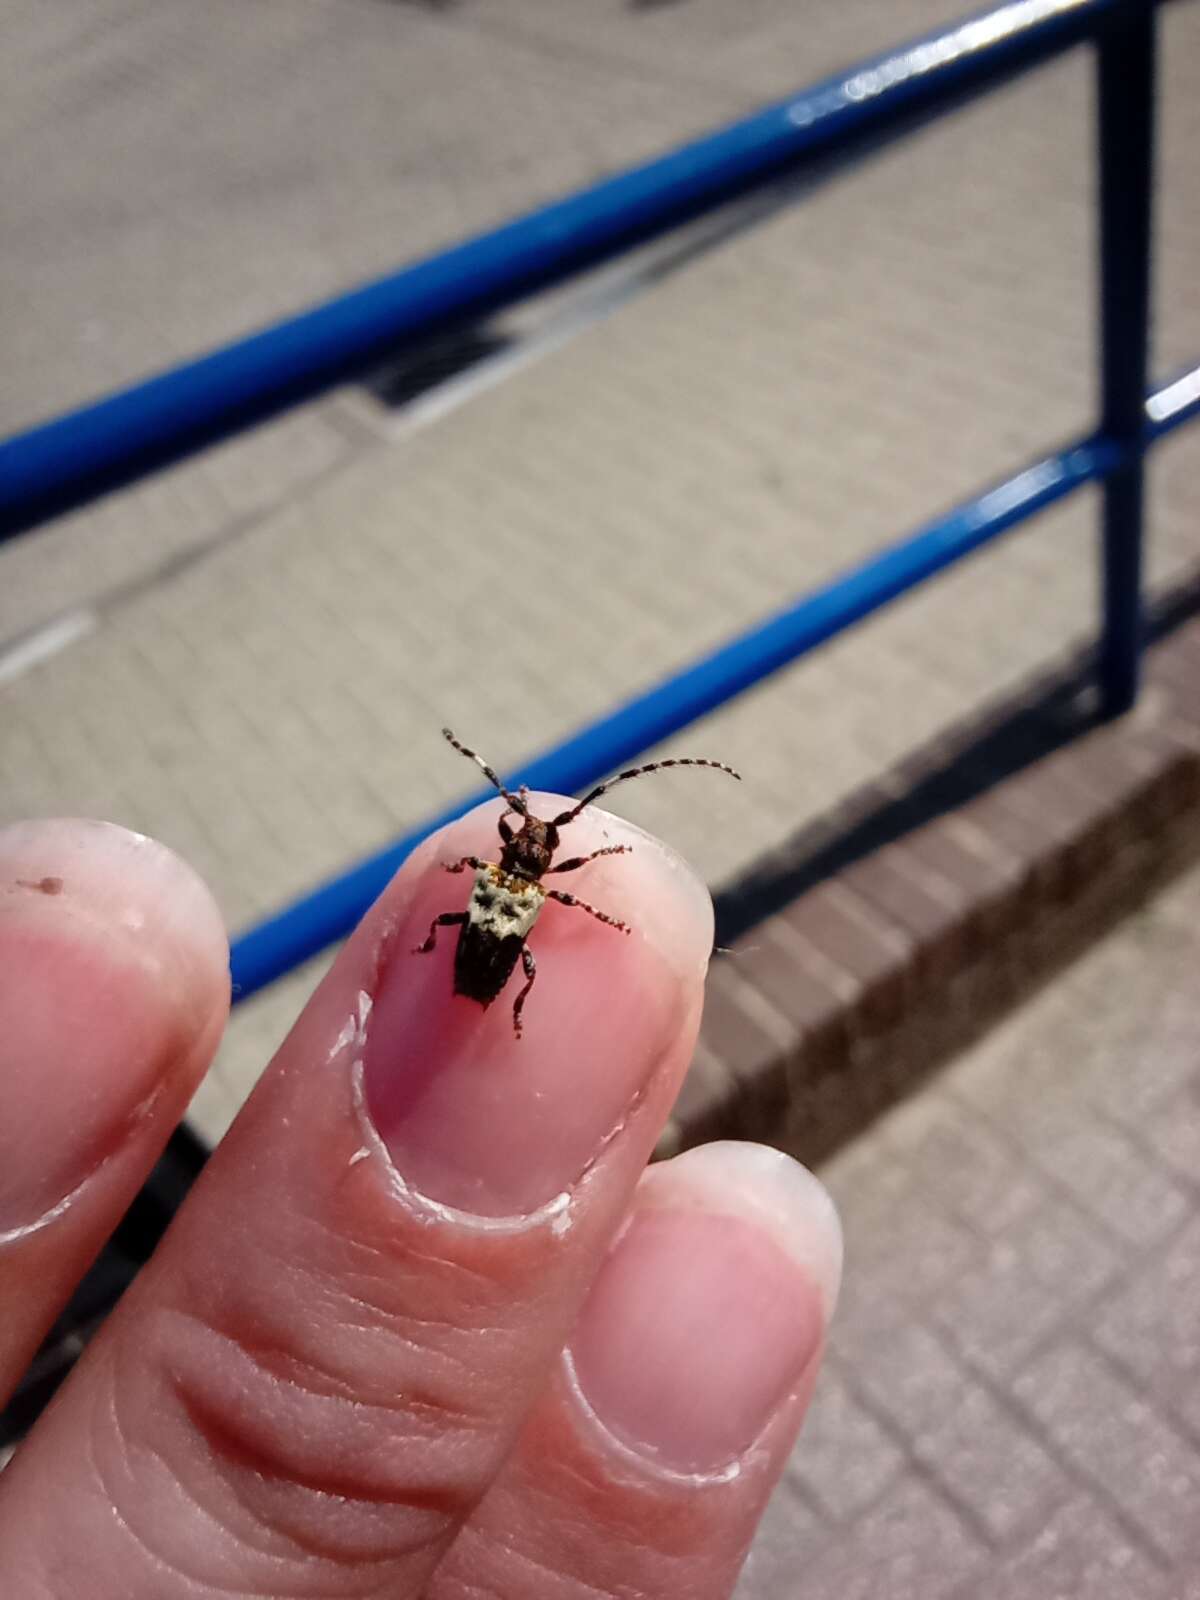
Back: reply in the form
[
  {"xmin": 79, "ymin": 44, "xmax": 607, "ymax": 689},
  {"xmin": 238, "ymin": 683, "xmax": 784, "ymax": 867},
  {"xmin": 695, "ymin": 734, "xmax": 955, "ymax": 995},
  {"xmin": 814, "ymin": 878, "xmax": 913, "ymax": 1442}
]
[{"xmin": 737, "ymin": 849, "xmax": 1200, "ymax": 1598}]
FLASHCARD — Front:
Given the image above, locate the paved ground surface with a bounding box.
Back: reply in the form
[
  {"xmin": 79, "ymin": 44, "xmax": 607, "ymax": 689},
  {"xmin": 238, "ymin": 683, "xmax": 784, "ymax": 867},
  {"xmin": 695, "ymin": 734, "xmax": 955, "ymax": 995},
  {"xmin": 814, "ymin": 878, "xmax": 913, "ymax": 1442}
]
[
  {"xmin": 14, "ymin": 0, "xmax": 1198, "ymax": 437},
  {"xmin": 2, "ymin": 2, "xmax": 1199, "ymax": 1116},
  {"xmin": 737, "ymin": 850, "xmax": 1200, "ymax": 1598}
]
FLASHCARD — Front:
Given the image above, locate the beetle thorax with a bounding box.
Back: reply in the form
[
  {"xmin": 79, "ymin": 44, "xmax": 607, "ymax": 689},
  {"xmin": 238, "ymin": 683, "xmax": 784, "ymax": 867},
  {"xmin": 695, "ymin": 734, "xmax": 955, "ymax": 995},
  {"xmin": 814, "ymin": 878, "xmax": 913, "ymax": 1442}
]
[{"xmin": 499, "ymin": 814, "xmax": 558, "ymax": 880}]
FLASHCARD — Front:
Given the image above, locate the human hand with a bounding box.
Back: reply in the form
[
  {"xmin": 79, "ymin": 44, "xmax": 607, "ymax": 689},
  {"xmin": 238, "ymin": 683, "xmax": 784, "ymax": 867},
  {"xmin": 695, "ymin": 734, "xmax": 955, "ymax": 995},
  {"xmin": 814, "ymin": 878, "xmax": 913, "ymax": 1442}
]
[{"xmin": 0, "ymin": 805, "xmax": 841, "ymax": 1598}]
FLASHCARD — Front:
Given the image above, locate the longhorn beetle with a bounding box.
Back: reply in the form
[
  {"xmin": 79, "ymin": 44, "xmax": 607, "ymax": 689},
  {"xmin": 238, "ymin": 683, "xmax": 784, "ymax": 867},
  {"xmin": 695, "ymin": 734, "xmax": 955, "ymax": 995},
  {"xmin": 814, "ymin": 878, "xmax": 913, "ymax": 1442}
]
[{"xmin": 413, "ymin": 728, "xmax": 741, "ymax": 1037}]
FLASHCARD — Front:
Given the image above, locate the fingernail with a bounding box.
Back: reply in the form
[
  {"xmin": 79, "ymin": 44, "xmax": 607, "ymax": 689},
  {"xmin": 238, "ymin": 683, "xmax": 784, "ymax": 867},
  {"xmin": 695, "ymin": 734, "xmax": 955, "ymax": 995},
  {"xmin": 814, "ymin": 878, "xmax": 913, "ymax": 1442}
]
[
  {"xmin": 0, "ymin": 819, "xmax": 229, "ymax": 1232},
  {"xmin": 568, "ymin": 1142, "xmax": 842, "ymax": 1474},
  {"xmin": 363, "ymin": 797, "xmax": 713, "ymax": 1219}
]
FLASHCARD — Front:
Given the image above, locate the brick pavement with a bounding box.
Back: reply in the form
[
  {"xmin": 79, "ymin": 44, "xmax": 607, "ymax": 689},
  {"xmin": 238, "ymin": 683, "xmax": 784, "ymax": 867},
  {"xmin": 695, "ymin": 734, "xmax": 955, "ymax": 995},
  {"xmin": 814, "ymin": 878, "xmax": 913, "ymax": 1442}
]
[
  {"xmin": 1, "ymin": 3, "xmax": 1199, "ymax": 1125},
  {"xmin": 3, "ymin": 0, "xmax": 1198, "ymax": 653},
  {"xmin": 734, "ymin": 850, "xmax": 1200, "ymax": 1598},
  {"xmin": 4, "ymin": 0, "xmax": 1032, "ymax": 439},
  {"xmin": 9, "ymin": 0, "xmax": 1145, "ymax": 435}
]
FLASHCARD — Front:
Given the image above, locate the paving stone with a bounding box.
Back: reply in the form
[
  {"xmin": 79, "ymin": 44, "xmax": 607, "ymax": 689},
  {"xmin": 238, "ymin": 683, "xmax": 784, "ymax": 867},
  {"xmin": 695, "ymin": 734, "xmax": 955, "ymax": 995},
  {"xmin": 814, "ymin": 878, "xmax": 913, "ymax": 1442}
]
[
  {"xmin": 946, "ymin": 1009, "xmax": 1119, "ymax": 1157},
  {"xmin": 911, "ymin": 1380, "xmax": 1072, "ymax": 1546},
  {"xmin": 881, "ymin": 1093, "xmax": 1046, "ymax": 1238},
  {"xmin": 961, "ymin": 1496, "xmax": 1169, "ymax": 1600},
  {"xmin": 838, "ymin": 1185, "xmax": 979, "ymax": 1321},
  {"xmin": 931, "ymin": 1195, "xmax": 1122, "ymax": 1381},
  {"xmin": 1084, "ymin": 975, "xmax": 1200, "ymax": 1136},
  {"xmin": 787, "ymin": 1368, "xmax": 906, "ymax": 1523},
  {"xmin": 820, "ymin": 1134, "xmax": 918, "ymax": 1245},
  {"xmin": 1142, "ymin": 1076, "xmax": 1200, "ymax": 1190},
  {"xmin": 1029, "ymin": 1120, "xmax": 1191, "ymax": 1251},
  {"xmin": 792, "ymin": 1477, "xmax": 986, "ymax": 1600},
  {"xmin": 0, "ymin": 402, "xmax": 352, "ymax": 645},
  {"xmin": 1014, "ymin": 1341, "xmax": 1200, "ymax": 1564},
  {"xmin": 735, "ymin": 1480, "xmax": 830, "ymax": 1600},
  {"xmin": 832, "ymin": 1322, "xmax": 972, "ymax": 1440},
  {"xmin": 1091, "ymin": 1214, "xmax": 1200, "ymax": 1439}
]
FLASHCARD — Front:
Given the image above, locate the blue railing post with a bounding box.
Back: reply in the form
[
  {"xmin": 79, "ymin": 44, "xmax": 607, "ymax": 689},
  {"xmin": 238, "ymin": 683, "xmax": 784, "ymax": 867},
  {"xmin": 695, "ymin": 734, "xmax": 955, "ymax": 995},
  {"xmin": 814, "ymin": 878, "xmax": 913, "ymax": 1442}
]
[{"xmin": 1096, "ymin": 0, "xmax": 1156, "ymax": 717}]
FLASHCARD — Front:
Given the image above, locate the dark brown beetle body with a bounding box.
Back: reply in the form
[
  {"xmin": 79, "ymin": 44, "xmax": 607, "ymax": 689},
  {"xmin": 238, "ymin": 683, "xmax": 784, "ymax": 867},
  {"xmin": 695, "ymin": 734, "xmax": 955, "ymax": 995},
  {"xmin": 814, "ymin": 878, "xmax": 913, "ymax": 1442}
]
[
  {"xmin": 413, "ymin": 729, "xmax": 740, "ymax": 1037},
  {"xmin": 452, "ymin": 922, "xmax": 527, "ymax": 1007}
]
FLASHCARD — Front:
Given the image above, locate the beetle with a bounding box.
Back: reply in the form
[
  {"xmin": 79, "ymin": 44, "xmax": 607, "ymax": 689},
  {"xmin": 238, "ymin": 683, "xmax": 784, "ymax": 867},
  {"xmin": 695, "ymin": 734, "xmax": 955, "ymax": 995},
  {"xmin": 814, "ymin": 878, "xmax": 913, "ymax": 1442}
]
[{"xmin": 413, "ymin": 727, "xmax": 740, "ymax": 1037}]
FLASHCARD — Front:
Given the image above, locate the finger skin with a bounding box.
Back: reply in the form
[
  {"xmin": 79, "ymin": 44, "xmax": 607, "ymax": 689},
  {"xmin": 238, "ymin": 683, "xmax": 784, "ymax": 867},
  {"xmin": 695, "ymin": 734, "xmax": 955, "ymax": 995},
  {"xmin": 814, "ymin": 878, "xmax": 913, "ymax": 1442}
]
[
  {"xmin": 430, "ymin": 1144, "xmax": 842, "ymax": 1600},
  {"xmin": 0, "ymin": 820, "xmax": 229, "ymax": 1405},
  {"xmin": 0, "ymin": 798, "xmax": 711, "ymax": 1600}
]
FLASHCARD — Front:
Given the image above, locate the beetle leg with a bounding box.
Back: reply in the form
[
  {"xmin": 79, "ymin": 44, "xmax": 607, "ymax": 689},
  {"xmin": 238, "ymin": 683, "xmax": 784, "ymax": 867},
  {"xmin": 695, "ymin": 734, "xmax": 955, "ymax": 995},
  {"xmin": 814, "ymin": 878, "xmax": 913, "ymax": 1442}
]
[
  {"xmin": 512, "ymin": 945, "xmax": 537, "ymax": 1038},
  {"xmin": 547, "ymin": 889, "xmax": 630, "ymax": 933},
  {"xmin": 413, "ymin": 910, "xmax": 468, "ymax": 954},
  {"xmin": 442, "ymin": 856, "xmax": 488, "ymax": 875},
  {"xmin": 548, "ymin": 845, "xmax": 631, "ymax": 875}
]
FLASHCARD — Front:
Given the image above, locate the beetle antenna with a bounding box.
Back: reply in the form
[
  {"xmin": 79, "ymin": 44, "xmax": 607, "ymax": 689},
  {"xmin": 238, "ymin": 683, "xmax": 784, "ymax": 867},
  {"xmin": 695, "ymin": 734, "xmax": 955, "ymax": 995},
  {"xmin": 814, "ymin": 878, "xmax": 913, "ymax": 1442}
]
[
  {"xmin": 442, "ymin": 728, "xmax": 528, "ymax": 814},
  {"xmin": 551, "ymin": 757, "xmax": 741, "ymax": 826}
]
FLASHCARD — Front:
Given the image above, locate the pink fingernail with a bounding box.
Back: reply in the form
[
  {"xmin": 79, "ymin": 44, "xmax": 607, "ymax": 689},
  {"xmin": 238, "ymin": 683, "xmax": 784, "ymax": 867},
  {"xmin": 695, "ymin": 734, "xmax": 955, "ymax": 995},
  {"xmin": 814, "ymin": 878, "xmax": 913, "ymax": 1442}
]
[
  {"xmin": 568, "ymin": 1143, "xmax": 841, "ymax": 1474},
  {"xmin": 362, "ymin": 804, "xmax": 713, "ymax": 1219}
]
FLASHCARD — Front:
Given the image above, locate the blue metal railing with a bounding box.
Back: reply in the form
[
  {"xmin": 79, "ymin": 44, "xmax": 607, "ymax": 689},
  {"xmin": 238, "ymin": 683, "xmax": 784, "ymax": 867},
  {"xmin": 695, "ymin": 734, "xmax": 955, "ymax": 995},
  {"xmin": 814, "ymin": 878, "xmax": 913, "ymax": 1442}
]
[{"xmin": 2, "ymin": 0, "xmax": 1195, "ymax": 1004}]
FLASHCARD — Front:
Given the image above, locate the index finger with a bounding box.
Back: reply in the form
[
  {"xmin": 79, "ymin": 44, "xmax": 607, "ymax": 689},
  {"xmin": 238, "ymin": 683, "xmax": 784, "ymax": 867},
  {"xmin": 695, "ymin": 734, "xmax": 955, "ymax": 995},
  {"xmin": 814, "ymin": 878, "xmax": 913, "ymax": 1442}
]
[{"xmin": 0, "ymin": 796, "xmax": 712, "ymax": 1600}]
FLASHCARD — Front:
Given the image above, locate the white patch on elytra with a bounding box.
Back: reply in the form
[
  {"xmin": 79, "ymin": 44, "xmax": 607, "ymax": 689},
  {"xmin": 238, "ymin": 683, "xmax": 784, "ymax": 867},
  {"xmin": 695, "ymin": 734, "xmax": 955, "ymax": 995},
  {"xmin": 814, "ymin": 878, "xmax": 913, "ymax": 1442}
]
[{"xmin": 467, "ymin": 865, "xmax": 545, "ymax": 941}]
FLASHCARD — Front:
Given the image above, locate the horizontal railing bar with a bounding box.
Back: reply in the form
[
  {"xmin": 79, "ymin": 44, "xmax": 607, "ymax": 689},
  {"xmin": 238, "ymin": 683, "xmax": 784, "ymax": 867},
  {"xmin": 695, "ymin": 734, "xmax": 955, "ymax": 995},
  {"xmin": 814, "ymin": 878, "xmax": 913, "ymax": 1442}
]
[
  {"xmin": 230, "ymin": 422, "xmax": 1127, "ymax": 1000},
  {"xmin": 1, "ymin": 0, "xmax": 1124, "ymax": 539},
  {"xmin": 1146, "ymin": 362, "xmax": 1200, "ymax": 440}
]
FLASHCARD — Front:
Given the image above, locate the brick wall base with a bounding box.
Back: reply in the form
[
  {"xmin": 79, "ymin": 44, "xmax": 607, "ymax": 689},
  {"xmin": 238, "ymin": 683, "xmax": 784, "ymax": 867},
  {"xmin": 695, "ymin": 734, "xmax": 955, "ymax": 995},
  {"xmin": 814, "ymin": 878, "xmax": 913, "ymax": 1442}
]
[{"xmin": 663, "ymin": 581, "xmax": 1200, "ymax": 1166}]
